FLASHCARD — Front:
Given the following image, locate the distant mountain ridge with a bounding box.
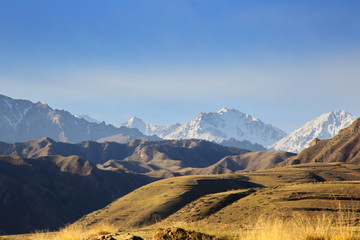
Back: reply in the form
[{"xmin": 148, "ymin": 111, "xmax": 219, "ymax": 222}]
[
  {"xmin": 0, "ymin": 137, "xmax": 248, "ymax": 170},
  {"xmin": 165, "ymin": 107, "xmax": 286, "ymax": 147},
  {"xmin": 0, "ymin": 137, "xmax": 296, "ymax": 178},
  {"xmin": 124, "ymin": 108, "xmax": 286, "ymax": 147},
  {"xmin": 0, "ymin": 94, "xmax": 156, "ymax": 143},
  {"xmin": 123, "ymin": 117, "xmax": 181, "ymax": 138},
  {"xmin": 74, "ymin": 113, "xmax": 101, "ymax": 124},
  {"xmin": 271, "ymin": 110, "xmax": 357, "ymax": 153}
]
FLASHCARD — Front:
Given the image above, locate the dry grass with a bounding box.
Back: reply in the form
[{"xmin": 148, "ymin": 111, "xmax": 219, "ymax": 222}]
[
  {"xmin": 29, "ymin": 222, "xmax": 117, "ymax": 240},
  {"xmin": 157, "ymin": 209, "xmax": 360, "ymax": 240},
  {"xmin": 4, "ymin": 210, "xmax": 360, "ymax": 240},
  {"xmin": 238, "ymin": 212, "xmax": 360, "ymax": 240}
]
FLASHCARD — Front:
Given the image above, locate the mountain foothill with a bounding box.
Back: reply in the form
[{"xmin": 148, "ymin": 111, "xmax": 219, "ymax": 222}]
[{"xmin": 1, "ymin": 93, "xmax": 360, "ymax": 237}]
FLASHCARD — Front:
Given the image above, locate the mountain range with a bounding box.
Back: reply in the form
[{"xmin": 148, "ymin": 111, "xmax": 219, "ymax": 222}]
[
  {"xmin": 0, "ymin": 94, "xmax": 358, "ymax": 154},
  {"xmin": 0, "ymin": 94, "xmax": 158, "ymax": 143},
  {"xmin": 123, "ymin": 107, "xmax": 287, "ymax": 148},
  {"xmin": 123, "ymin": 109, "xmax": 357, "ymax": 153}
]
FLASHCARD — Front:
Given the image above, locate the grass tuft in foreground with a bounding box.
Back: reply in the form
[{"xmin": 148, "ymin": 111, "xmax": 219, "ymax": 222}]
[
  {"xmin": 30, "ymin": 223, "xmax": 117, "ymax": 240},
  {"xmin": 25, "ymin": 209, "xmax": 360, "ymax": 240}
]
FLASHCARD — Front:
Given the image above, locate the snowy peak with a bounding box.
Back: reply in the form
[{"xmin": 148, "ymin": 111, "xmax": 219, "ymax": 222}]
[
  {"xmin": 270, "ymin": 110, "xmax": 357, "ymax": 153},
  {"xmin": 217, "ymin": 107, "xmax": 230, "ymax": 114},
  {"xmin": 75, "ymin": 114, "xmax": 101, "ymax": 124},
  {"xmin": 122, "ymin": 117, "xmax": 181, "ymax": 138},
  {"xmin": 123, "ymin": 117, "xmax": 147, "ymax": 132},
  {"xmin": 164, "ymin": 107, "xmax": 286, "ymax": 146}
]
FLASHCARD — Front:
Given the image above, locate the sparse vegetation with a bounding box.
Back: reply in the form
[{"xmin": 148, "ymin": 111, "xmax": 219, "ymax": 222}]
[{"xmin": 29, "ymin": 223, "xmax": 117, "ymax": 240}]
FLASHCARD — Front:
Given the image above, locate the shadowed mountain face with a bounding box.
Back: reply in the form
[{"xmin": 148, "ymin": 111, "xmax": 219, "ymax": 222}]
[
  {"xmin": 219, "ymin": 138, "xmax": 267, "ymax": 152},
  {"xmin": 177, "ymin": 151, "xmax": 296, "ymax": 175},
  {"xmin": 0, "ymin": 94, "xmax": 159, "ymax": 143},
  {"xmin": 0, "ymin": 155, "xmax": 154, "ymax": 235},
  {"xmin": 284, "ymin": 118, "xmax": 360, "ymax": 165},
  {"xmin": 0, "ymin": 138, "xmax": 249, "ymax": 169}
]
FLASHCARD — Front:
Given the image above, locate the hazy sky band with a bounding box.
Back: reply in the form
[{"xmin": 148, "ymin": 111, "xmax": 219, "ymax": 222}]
[{"xmin": 1, "ymin": 1, "xmax": 360, "ymax": 132}]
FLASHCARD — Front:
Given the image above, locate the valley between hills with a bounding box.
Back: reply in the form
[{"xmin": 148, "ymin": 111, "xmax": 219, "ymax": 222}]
[{"xmin": 2, "ymin": 119, "xmax": 360, "ymax": 239}]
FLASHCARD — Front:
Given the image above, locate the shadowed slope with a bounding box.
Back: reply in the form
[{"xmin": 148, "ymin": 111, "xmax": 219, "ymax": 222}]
[
  {"xmin": 0, "ymin": 155, "xmax": 154, "ymax": 234},
  {"xmin": 177, "ymin": 151, "xmax": 295, "ymax": 175},
  {"xmin": 0, "ymin": 138, "xmax": 248, "ymax": 168}
]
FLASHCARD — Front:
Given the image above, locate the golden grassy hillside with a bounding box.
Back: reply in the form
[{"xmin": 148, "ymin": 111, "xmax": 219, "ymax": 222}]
[
  {"xmin": 68, "ymin": 163, "xmax": 360, "ymax": 239},
  {"xmin": 76, "ymin": 174, "xmax": 260, "ymax": 229},
  {"xmin": 4, "ymin": 163, "xmax": 360, "ymax": 239}
]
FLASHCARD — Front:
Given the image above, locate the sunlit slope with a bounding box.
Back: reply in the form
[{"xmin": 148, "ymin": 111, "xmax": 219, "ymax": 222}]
[
  {"xmin": 76, "ymin": 174, "xmax": 260, "ymax": 228},
  {"xmin": 192, "ymin": 181, "xmax": 360, "ymax": 228}
]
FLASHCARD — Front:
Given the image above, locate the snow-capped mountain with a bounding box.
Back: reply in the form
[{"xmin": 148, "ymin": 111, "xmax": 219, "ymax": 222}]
[
  {"xmin": 0, "ymin": 94, "xmax": 155, "ymax": 143},
  {"xmin": 75, "ymin": 114, "xmax": 101, "ymax": 124},
  {"xmin": 123, "ymin": 117, "xmax": 181, "ymax": 138},
  {"xmin": 164, "ymin": 107, "xmax": 287, "ymax": 147},
  {"xmin": 270, "ymin": 110, "xmax": 357, "ymax": 153}
]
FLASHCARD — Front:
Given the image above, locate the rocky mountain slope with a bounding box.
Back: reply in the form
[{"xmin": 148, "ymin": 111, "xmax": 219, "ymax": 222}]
[
  {"xmin": 270, "ymin": 110, "xmax": 357, "ymax": 153},
  {"xmin": 164, "ymin": 107, "xmax": 286, "ymax": 147},
  {"xmin": 0, "ymin": 155, "xmax": 153, "ymax": 234},
  {"xmin": 0, "ymin": 137, "xmax": 248, "ymax": 172},
  {"xmin": 0, "ymin": 94, "xmax": 156, "ymax": 143},
  {"xmin": 284, "ymin": 117, "xmax": 360, "ymax": 165}
]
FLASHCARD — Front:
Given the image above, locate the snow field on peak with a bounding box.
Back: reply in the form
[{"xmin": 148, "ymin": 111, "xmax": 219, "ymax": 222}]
[
  {"xmin": 164, "ymin": 108, "xmax": 286, "ymax": 147},
  {"xmin": 270, "ymin": 110, "xmax": 357, "ymax": 153}
]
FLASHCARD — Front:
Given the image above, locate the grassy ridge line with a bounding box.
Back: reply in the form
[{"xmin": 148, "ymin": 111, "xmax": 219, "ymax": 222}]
[{"xmin": 76, "ymin": 174, "xmax": 261, "ymax": 229}]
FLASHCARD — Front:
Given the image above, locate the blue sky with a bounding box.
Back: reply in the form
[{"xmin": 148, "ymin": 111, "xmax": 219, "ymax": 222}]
[{"xmin": 1, "ymin": 0, "xmax": 360, "ymax": 132}]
